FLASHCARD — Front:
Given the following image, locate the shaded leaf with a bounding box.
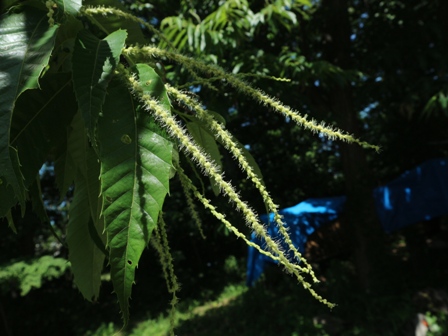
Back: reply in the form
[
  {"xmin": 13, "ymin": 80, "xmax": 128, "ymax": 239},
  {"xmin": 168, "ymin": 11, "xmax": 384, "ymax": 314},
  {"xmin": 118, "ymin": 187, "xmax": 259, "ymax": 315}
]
[
  {"xmin": 29, "ymin": 176, "xmax": 65, "ymax": 245},
  {"xmin": 54, "ymin": 148, "xmax": 75, "ymax": 200},
  {"xmin": 54, "ymin": 111, "xmax": 84, "ymax": 199},
  {"xmin": 6, "ymin": 210, "xmax": 16, "ymax": 234},
  {"xmin": 67, "ymin": 140, "xmax": 106, "ymax": 301},
  {"xmin": 72, "ymin": 29, "xmax": 127, "ymax": 142},
  {"xmin": 0, "ymin": 184, "xmax": 18, "ymax": 218},
  {"xmin": 0, "ymin": 7, "xmax": 58, "ymax": 206},
  {"xmin": 29, "ymin": 176, "xmax": 50, "ymax": 225},
  {"xmin": 85, "ymin": 139, "xmax": 107, "ymax": 256},
  {"xmin": 239, "ymin": 142, "xmax": 265, "ymax": 187},
  {"xmin": 49, "ymin": 16, "xmax": 83, "ymax": 74},
  {"xmin": 11, "ymin": 73, "xmax": 77, "ymax": 187}
]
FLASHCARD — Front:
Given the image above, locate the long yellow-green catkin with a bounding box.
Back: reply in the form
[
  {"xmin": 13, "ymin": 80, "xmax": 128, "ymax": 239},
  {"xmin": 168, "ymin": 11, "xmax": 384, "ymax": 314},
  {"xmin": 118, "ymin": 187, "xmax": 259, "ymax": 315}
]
[
  {"xmin": 236, "ymin": 73, "xmax": 292, "ymax": 82},
  {"xmin": 158, "ymin": 216, "xmax": 179, "ymax": 334},
  {"xmin": 119, "ymin": 65, "xmax": 288, "ymax": 267},
  {"xmin": 83, "ymin": 6, "xmax": 218, "ymax": 91},
  {"xmin": 123, "ymin": 45, "xmax": 379, "ymax": 152},
  {"xmin": 117, "ymin": 65, "xmax": 334, "ymax": 308},
  {"xmin": 176, "ymin": 163, "xmax": 333, "ymax": 307},
  {"xmin": 177, "ymin": 73, "xmax": 289, "ymax": 93},
  {"xmin": 176, "ymin": 161, "xmax": 301, "ymax": 271},
  {"xmin": 151, "ymin": 231, "xmax": 167, "ymax": 279},
  {"xmin": 82, "ymin": 7, "xmax": 281, "ymax": 90},
  {"xmin": 151, "ymin": 215, "xmax": 179, "ymax": 336},
  {"xmin": 178, "ymin": 171, "xmax": 206, "ymax": 239},
  {"xmin": 167, "ymin": 84, "xmax": 319, "ymax": 282},
  {"xmin": 82, "ymin": 6, "xmax": 169, "ymax": 46},
  {"xmin": 177, "ymin": 76, "xmax": 224, "ymax": 90},
  {"xmin": 82, "ymin": 4, "xmax": 337, "ymax": 310},
  {"xmin": 177, "ymin": 77, "xmax": 228, "ymax": 90},
  {"xmin": 45, "ymin": 1, "xmax": 56, "ymax": 26}
]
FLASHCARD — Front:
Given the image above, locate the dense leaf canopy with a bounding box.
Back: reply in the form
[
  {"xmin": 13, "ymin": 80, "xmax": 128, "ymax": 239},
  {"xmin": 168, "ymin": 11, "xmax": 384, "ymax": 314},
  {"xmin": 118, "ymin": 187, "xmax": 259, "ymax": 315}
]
[{"xmin": 1, "ymin": 0, "xmax": 447, "ymax": 334}]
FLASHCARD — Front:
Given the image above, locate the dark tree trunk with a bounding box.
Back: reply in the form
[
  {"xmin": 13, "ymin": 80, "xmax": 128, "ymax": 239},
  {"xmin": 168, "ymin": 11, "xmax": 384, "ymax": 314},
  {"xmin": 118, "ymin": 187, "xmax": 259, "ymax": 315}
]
[{"xmin": 321, "ymin": 0, "xmax": 385, "ymax": 291}]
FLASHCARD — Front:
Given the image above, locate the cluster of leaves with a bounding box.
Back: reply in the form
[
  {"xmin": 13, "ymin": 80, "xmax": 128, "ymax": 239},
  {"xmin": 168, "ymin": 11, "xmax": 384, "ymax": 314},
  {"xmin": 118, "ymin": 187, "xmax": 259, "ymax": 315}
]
[
  {"xmin": 1, "ymin": 0, "xmax": 173, "ymax": 324},
  {"xmin": 159, "ymin": 0, "xmax": 308, "ymax": 57},
  {"xmin": 0, "ymin": 0, "xmax": 378, "ymax": 330},
  {"xmin": 0, "ymin": 256, "xmax": 69, "ymax": 296}
]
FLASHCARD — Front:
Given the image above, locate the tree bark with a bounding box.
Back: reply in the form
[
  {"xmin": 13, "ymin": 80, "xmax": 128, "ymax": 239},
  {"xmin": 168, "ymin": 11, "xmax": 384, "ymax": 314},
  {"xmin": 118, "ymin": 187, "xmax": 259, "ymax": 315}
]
[{"xmin": 321, "ymin": 0, "xmax": 385, "ymax": 291}]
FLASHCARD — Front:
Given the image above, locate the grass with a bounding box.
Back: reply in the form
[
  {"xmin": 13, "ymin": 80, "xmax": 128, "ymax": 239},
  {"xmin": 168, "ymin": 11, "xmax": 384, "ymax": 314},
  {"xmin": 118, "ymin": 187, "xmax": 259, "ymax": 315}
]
[
  {"xmin": 130, "ymin": 284, "xmax": 248, "ymax": 336},
  {"xmin": 84, "ymin": 283, "xmax": 249, "ymax": 336},
  {"xmin": 4, "ymin": 221, "xmax": 445, "ymax": 336},
  {"xmin": 82, "ymin": 229, "xmax": 448, "ymax": 336}
]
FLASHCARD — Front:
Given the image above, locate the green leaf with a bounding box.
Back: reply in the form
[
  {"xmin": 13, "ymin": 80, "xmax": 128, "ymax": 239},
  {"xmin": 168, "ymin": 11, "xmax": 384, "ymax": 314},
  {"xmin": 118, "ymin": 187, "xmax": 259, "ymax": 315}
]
[
  {"xmin": 56, "ymin": 112, "xmax": 105, "ymax": 301},
  {"xmin": 99, "ymin": 76, "xmax": 173, "ymax": 324},
  {"xmin": 11, "ymin": 73, "xmax": 77, "ymax": 187},
  {"xmin": 239, "ymin": 142, "xmax": 265, "ymax": 187},
  {"xmin": 438, "ymin": 92, "xmax": 448, "ymax": 110},
  {"xmin": 54, "ymin": 148, "xmax": 75, "ymax": 200},
  {"xmin": 67, "ymin": 142, "xmax": 106, "ymax": 301},
  {"xmin": 67, "ymin": 171, "xmax": 105, "ymax": 302},
  {"xmin": 186, "ymin": 122, "xmax": 223, "ymax": 195},
  {"xmin": 0, "ymin": 8, "xmax": 58, "ymax": 206},
  {"xmin": 49, "ymin": 16, "xmax": 83, "ymax": 74},
  {"xmin": 137, "ymin": 64, "xmax": 171, "ymax": 111},
  {"xmin": 84, "ymin": 136, "xmax": 106, "ymax": 255},
  {"xmin": 0, "ymin": 184, "xmax": 18, "ymax": 219},
  {"xmin": 85, "ymin": 0, "xmax": 147, "ymax": 45},
  {"xmin": 54, "ymin": 112, "xmax": 84, "ymax": 199},
  {"xmin": 1, "ymin": 0, "xmax": 18, "ymax": 12},
  {"xmin": 29, "ymin": 176, "xmax": 65, "ymax": 245},
  {"xmin": 72, "ymin": 29, "xmax": 127, "ymax": 142},
  {"xmin": 206, "ymin": 110, "xmax": 226, "ymax": 125},
  {"xmin": 53, "ymin": 0, "xmax": 82, "ymax": 16},
  {"xmin": 5, "ymin": 210, "xmax": 17, "ymax": 234},
  {"xmin": 29, "ymin": 176, "xmax": 50, "ymax": 225},
  {"xmin": 0, "ymin": 256, "xmax": 69, "ymax": 296}
]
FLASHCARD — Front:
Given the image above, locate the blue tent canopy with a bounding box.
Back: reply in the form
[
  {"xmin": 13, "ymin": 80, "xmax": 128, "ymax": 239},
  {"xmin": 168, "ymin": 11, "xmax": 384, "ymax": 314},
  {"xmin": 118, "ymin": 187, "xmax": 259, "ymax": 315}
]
[{"xmin": 247, "ymin": 158, "xmax": 448, "ymax": 286}]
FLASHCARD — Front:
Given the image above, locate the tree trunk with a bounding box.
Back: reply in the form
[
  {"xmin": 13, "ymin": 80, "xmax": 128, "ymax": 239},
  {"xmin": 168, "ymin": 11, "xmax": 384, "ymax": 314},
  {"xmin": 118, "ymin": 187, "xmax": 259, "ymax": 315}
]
[{"xmin": 321, "ymin": 0, "xmax": 385, "ymax": 291}]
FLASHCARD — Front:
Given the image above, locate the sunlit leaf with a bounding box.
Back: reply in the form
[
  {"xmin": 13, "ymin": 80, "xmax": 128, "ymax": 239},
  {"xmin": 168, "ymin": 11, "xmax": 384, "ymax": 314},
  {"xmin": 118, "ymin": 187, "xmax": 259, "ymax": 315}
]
[
  {"xmin": 86, "ymin": 0, "xmax": 147, "ymax": 45},
  {"xmin": 53, "ymin": 0, "xmax": 82, "ymax": 16},
  {"xmin": 99, "ymin": 74, "xmax": 173, "ymax": 324},
  {"xmin": 186, "ymin": 122, "xmax": 223, "ymax": 195}
]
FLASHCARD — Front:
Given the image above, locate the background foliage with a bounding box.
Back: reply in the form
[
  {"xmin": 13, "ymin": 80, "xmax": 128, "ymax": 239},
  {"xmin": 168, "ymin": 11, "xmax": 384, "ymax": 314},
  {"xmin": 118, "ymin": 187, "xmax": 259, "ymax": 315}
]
[{"xmin": 1, "ymin": 0, "xmax": 448, "ymax": 335}]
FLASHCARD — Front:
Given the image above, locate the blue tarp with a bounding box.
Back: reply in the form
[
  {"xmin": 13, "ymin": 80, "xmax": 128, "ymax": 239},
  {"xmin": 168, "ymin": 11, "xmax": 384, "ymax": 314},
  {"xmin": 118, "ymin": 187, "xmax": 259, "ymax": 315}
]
[
  {"xmin": 247, "ymin": 158, "xmax": 448, "ymax": 286},
  {"xmin": 373, "ymin": 159, "xmax": 448, "ymax": 233}
]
